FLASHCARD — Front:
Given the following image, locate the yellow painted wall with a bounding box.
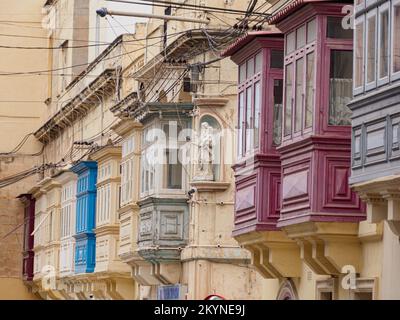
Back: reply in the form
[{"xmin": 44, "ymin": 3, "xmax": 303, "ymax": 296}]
[
  {"xmin": 0, "ymin": 0, "xmax": 47, "ymax": 300},
  {"xmin": 0, "ymin": 278, "xmax": 39, "ymax": 300}
]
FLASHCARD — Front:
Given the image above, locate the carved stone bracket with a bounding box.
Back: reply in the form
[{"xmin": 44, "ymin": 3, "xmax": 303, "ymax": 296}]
[
  {"xmin": 236, "ymin": 231, "xmax": 301, "ymax": 279},
  {"xmin": 284, "ymin": 222, "xmax": 361, "ymax": 276}
]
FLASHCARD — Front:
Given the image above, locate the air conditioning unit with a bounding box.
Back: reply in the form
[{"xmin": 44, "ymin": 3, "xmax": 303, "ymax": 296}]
[{"xmin": 157, "ymin": 284, "xmax": 187, "ymax": 300}]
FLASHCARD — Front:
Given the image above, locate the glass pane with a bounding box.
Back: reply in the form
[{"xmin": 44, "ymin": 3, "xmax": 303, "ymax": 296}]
[
  {"xmin": 305, "ymin": 52, "xmax": 315, "ymax": 128},
  {"xmin": 354, "ymin": 136, "xmax": 361, "ymax": 154},
  {"xmin": 255, "ymin": 52, "xmax": 263, "ymax": 73},
  {"xmin": 238, "ymin": 92, "xmax": 244, "ymax": 157},
  {"xmin": 329, "ymin": 50, "xmax": 353, "ymax": 126},
  {"xmin": 296, "ymin": 25, "xmax": 306, "ymax": 49},
  {"xmin": 367, "ymin": 14, "xmax": 376, "ymax": 83},
  {"xmin": 284, "ymin": 64, "xmax": 293, "ymax": 135},
  {"xmin": 394, "ymin": 4, "xmax": 400, "ymax": 73},
  {"xmin": 355, "ymin": 22, "xmax": 364, "ymax": 88},
  {"xmin": 271, "ymin": 50, "xmax": 284, "ymax": 69},
  {"xmin": 327, "ymin": 16, "xmax": 353, "ymax": 39},
  {"xmin": 254, "ymin": 82, "xmax": 261, "ymax": 148},
  {"xmin": 239, "ymin": 63, "xmax": 246, "ymax": 83},
  {"xmin": 245, "ymin": 86, "xmax": 252, "ymax": 152},
  {"xmin": 247, "ymin": 57, "xmax": 254, "ymax": 78},
  {"xmin": 273, "ymin": 79, "xmax": 283, "ymax": 145},
  {"xmin": 367, "ymin": 130, "xmax": 385, "ymax": 150},
  {"xmin": 165, "ymin": 149, "xmax": 182, "ymax": 189},
  {"xmin": 379, "ymin": 9, "xmax": 389, "ymax": 78},
  {"xmin": 307, "ymin": 19, "xmax": 317, "ymax": 43},
  {"xmin": 286, "ymin": 31, "xmax": 295, "ymax": 54},
  {"xmin": 393, "ymin": 124, "xmax": 399, "ymax": 144},
  {"xmin": 295, "ymin": 57, "xmax": 304, "ymax": 132}
]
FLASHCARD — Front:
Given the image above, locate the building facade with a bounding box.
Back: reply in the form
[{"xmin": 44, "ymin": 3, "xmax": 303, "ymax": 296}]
[
  {"xmin": 14, "ymin": 0, "xmax": 273, "ymax": 300},
  {"xmin": 349, "ymin": 0, "xmax": 400, "ymax": 299},
  {"xmin": 109, "ymin": 0, "xmax": 271, "ymax": 300},
  {"xmin": 221, "ymin": 0, "xmax": 400, "ymax": 300},
  {"xmin": 0, "ymin": 0, "xmax": 47, "ymax": 300},
  {"xmin": 6, "ymin": 0, "xmax": 400, "ymax": 300}
]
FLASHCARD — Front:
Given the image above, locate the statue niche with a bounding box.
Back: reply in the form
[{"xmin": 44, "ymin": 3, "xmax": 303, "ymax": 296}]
[{"xmin": 194, "ymin": 121, "xmax": 214, "ymax": 181}]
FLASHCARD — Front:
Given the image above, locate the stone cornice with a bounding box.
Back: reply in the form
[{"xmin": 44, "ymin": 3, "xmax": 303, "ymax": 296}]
[
  {"xmin": 89, "ymin": 145, "xmax": 121, "ymax": 163},
  {"xmin": 111, "ymin": 118, "xmax": 142, "ymax": 137},
  {"xmin": 34, "ymin": 68, "xmax": 118, "ymax": 143},
  {"xmin": 53, "ymin": 170, "xmax": 77, "ymax": 185},
  {"xmin": 190, "ymin": 181, "xmax": 231, "ymax": 192},
  {"xmin": 193, "ymin": 98, "xmax": 229, "ymax": 108},
  {"xmin": 94, "ymin": 224, "xmax": 120, "ymax": 236}
]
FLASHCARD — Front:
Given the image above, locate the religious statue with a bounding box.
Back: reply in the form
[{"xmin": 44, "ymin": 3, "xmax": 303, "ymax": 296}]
[{"xmin": 194, "ymin": 122, "xmax": 214, "ymax": 181}]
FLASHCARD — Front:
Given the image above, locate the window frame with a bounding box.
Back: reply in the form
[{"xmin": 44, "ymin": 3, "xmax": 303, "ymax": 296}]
[
  {"xmin": 355, "ymin": 0, "xmax": 366, "ymax": 13},
  {"xmin": 391, "ymin": 0, "xmax": 400, "ymax": 81},
  {"xmin": 354, "ymin": 16, "xmax": 365, "ymax": 96},
  {"xmin": 327, "ymin": 46, "xmax": 354, "ymax": 127},
  {"xmin": 377, "ymin": 2, "xmax": 391, "ymax": 86},
  {"xmin": 365, "ymin": 8, "xmax": 378, "ymax": 91},
  {"xmin": 237, "ymin": 50, "xmax": 263, "ymax": 159},
  {"xmin": 140, "ymin": 120, "xmax": 188, "ymax": 199},
  {"xmin": 283, "ymin": 18, "xmax": 317, "ymax": 140}
]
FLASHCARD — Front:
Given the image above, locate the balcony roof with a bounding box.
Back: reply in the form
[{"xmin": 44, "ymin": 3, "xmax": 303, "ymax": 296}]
[
  {"xmin": 34, "ymin": 68, "xmax": 118, "ymax": 143},
  {"xmin": 268, "ymin": 0, "xmax": 352, "ymax": 24},
  {"xmin": 221, "ymin": 30, "xmax": 283, "ymax": 57},
  {"xmin": 133, "ymin": 29, "xmax": 231, "ymax": 80}
]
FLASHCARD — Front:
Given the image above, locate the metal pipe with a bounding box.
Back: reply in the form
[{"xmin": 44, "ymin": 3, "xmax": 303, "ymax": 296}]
[{"xmin": 96, "ymin": 7, "xmax": 210, "ymax": 24}]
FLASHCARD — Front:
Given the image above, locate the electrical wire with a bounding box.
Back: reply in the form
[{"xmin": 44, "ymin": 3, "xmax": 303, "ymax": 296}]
[{"xmin": 105, "ymin": 0, "xmax": 270, "ymax": 17}]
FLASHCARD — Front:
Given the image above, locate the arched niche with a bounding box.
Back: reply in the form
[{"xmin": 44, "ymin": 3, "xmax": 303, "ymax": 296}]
[
  {"xmin": 199, "ymin": 114, "xmax": 222, "ymax": 181},
  {"xmin": 276, "ymin": 279, "xmax": 299, "ymax": 300}
]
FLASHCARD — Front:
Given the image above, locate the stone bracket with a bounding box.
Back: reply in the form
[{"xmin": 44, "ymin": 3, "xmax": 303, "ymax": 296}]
[{"xmin": 237, "ymin": 231, "xmax": 301, "ymax": 279}]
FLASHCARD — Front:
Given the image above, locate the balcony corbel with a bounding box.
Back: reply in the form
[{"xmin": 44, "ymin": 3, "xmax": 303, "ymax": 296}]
[
  {"xmin": 381, "ymin": 191, "xmax": 400, "ymax": 236},
  {"xmin": 354, "ymin": 177, "xmax": 400, "ymax": 237},
  {"xmin": 236, "ymin": 231, "xmax": 301, "ymax": 279},
  {"xmin": 284, "ymin": 222, "xmax": 361, "ymax": 276}
]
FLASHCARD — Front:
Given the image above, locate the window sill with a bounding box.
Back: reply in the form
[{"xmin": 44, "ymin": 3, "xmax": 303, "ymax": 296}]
[{"xmin": 190, "ymin": 181, "xmax": 230, "ymax": 192}]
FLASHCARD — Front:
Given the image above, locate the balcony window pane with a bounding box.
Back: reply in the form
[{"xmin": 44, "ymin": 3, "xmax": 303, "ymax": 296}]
[
  {"xmin": 367, "ymin": 130, "xmax": 385, "ymax": 150},
  {"xmin": 394, "ymin": 4, "xmax": 400, "ymax": 73},
  {"xmin": 295, "ymin": 57, "xmax": 304, "ymax": 132},
  {"xmin": 239, "ymin": 63, "xmax": 246, "ymax": 83},
  {"xmin": 296, "ymin": 25, "xmax": 306, "ymax": 49},
  {"xmin": 355, "ymin": 22, "xmax": 364, "ymax": 88},
  {"xmin": 284, "ymin": 63, "xmax": 293, "ymax": 136},
  {"xmin": 255, "ymin": 52, "xmax": 263, "ymax": 73},
  {"xmin": 273, "ymin": 79, "xmax": 283, "ymax": 145},
  {"xmin": 286, "ymin": 31, "xmax": 295, "ymax": 54},
  {"xmin": 165, "ymin": 149, "xmax": 182, "ymax": 189},
  {"xmin": 247, "ymin": 57, "xmax": 254, "ymax": 78},
  {"xmin": 379, "ymin": 9, "xmax": 389, "ymax": 79},
  {"xmin": 271, "ymin": 50, "xmax": 284, "ymax": 69},
  {"xmin": 393, "ymin": 124, "xmax": 399, "ymax": 144},
  {"xmin": 254, "ymin": 81, "xmax": 261, "ymax": 148},
  {"xmin": 245, "ymin": 86, "xmax": 252, "ymax": 152},
  {"xmin": 354, "ymin": 136, "xmax": 361, "ymax": 154},
  {"xmin": 305, "ymin": 52, "xmax": 315, "ymax": 128},
  {"xmin": 238, "ymin": 92, "xmax": 244, "ymax": 156},
  {"xmin": 367, "ymin": 14, "xmax": 377, "ymax": 83},
  {"xmin": 307, "ymin": 19, "xmax": 316, "ymax": 43},
  {"xmin": 327, "ymin": 16, "xmax": 353, "ymax": 39},
  {"xmin": 329, "ymin": 50, "xmax": 353, "ymax": 126}
]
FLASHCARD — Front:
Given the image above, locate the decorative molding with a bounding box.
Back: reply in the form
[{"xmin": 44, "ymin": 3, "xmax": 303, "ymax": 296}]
[
  {"xmin": 193, "ymin": 98, "xmax": 229, "ymax": 108},
  {"xmin": 190, "ymin": 181, "xmax": 230, "ymax": 192}
]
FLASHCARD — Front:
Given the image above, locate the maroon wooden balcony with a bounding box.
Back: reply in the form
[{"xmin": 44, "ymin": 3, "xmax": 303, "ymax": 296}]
[{"xmin": 223, "ymin": 32, "xmax": 285, "ymax": 236}]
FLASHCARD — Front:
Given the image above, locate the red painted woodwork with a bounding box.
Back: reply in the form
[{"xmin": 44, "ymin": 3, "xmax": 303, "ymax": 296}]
[
  {"xmin": 223, "ymin": 33, "xmax": 284, "ymax": 236},
  {"xmin": 272, "ymin": 2, "xmax": 366, "ymax": 227},
  {"xmin": 19, "ymin": 194, "xmax": 35, "ymax": 282}
]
